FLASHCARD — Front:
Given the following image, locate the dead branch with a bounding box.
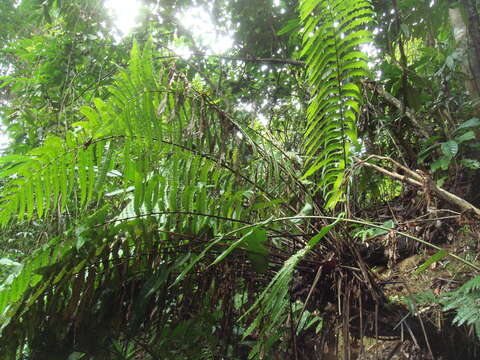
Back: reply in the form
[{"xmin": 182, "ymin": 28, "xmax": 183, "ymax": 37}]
[{"xmin": 354, "ymin": 155, "xmax": 480, "ymax": 217}]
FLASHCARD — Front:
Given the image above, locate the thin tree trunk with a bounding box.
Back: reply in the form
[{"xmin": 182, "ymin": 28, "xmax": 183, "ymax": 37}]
[
  {"xmin": 448, "ymin": 1, "xmax": 480, "ymax": 109},
  {"xmin": 460, "ymin": 0, "xmax": 480, "ymax": 88}
]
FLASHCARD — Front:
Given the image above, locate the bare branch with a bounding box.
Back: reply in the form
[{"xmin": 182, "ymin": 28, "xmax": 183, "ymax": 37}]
[
  {"xmin": 209, "ymin": 56, "xmax": 305, "ymax": 66},
  {"xmin": 355, "ymin": 155, "xmax": 480, "ymax": 217}
]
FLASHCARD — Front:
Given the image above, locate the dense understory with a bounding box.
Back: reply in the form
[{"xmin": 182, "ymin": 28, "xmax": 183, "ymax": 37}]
[{"xmin": 0, "ymin": 0, "xmax": 480, "ymax": 359}]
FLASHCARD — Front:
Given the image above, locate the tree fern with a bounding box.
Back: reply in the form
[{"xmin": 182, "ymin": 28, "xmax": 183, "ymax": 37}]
[{"xmin": 299, "ymin": 0, "xmax": 373, "ymax": 208}]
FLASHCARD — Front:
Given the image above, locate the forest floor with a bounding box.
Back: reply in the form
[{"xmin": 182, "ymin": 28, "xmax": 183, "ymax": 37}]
[{"xmin": 353, "ymin": 187, "xmax": 480, "ymax": 359}]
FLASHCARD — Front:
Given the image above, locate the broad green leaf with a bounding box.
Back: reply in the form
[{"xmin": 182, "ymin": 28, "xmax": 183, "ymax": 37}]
[
  {"xmin": 454, "ymin": 131, "xmax": 476, "ymax": 143},
  {"xmin": 430, "ymin": 156, "xmax": 451, "ymax": 172},
  {"xmin": 461, "ymin": 159, "xmax": 480, "ymax": 169},
  {"xmin": 78, "ymin": 150, "xmax": 88, "ymax": 206},
  {"xmin": 133, "ymin": 172, "xmax": 144, "ymax": 215},
  {"xmin": 35, "ymin": 181, "xmax": 44, "ymax": 218},
  {"xmin": 277, "ymin": 18, "xmax": 299, "ymax": 35},
  {"xmin": 26, "ymin": 182, "xmax": 34, "ymax": 219},
  {"xmin": 306, "ymin": 217, "xmax": 342, "ymax": 249},
  {"xmin": 86, "ymin": 147, "xmax": 95, "ymax": 204},
  {"xmin": 456, "ymin": 118, "xmax": 480, "ymax": 131},
  {"xmin": 441, "ymin": 140, "xmax": 458, "ymax": 158},
  {"xmin": 245, "ymin": 228, "xmax": 269, "ymax": 273},
  {"xmin": 211, "ymin": 218, "xmax": 272, "ymax": 266}
]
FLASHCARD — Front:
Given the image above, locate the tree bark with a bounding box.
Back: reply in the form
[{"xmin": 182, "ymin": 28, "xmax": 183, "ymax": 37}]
[
  {"xmin": 449, "ymin": 1, "xmax": 480, "ymax": 109},
  {"xmin": 460, "ymin": 0, "xmax": 480, "ymax": 86}
]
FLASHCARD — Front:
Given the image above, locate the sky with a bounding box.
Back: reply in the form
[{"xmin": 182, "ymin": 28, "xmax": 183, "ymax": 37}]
[
  {"xmin": 176, "ymin": 6, "xmax": 233, "ymax": 56},
  {"xmin": 0, "ymin": 126, "xmax": 8, "ymax": 153},
  {"xmin": 104, "ymin": 0, "xmax": 233, "ymax": 55},
  {"xmin": 105, "ymin": 0, "xmax": 141, "ymax": 39}
]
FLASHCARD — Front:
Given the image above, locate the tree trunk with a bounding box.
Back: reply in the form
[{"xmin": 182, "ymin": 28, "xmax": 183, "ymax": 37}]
[{"xmin": 448, "ymin": 1, "xmax": 480, "ymax": 110}]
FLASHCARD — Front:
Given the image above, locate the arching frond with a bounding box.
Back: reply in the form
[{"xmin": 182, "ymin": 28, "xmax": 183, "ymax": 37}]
[
  {"xmin": 0, "ymin": 40, "xmax": 253, "ymax": 228},
  {"xmin": 0, "ymin": 39, "xmax": 292, "ymax": 358}
]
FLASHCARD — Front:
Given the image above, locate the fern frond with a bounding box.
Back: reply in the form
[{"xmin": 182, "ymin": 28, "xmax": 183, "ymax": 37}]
[
  {"xmin": 299, "ymin": 0, "xmax": 373, "ymax": 208},
  {"xmin": 0, "ymin": 40, "xmax": 212, "ymax": 226},
  {"xmin": 0, "ymin": 39, "xmax": 294, "ymax": 358},
  {"xmin": 441, "ymin": 276, "xmax": 480, "ymax": 338}
]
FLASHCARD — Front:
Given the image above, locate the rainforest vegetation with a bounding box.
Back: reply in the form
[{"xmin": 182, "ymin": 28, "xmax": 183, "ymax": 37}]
[{"xmin": 1, "ymin": 0, "xmax": 480, "ymax": 359}]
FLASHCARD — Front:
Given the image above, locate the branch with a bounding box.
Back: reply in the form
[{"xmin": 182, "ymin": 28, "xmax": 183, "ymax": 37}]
[
  {"xmin": 272, "ymin": 215, "xmax": 480, "ymax": 271},
  {"xmin": 208, "ymin": 56, "xmax": 305, "ymax": 66},
  {"xmin": 154, "ymin": 54, "xmax": 305, "ymax": 67},
  {"xmin": 354, "ymin": 155, "xmax": 480, "ymax": 217},
  {"xmin": 363, "ymin": 81, "xmax": 431, "ymax": 138}
]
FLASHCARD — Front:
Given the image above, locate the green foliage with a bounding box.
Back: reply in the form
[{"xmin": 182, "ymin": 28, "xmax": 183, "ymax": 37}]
[
  {"xmin": 0, "ymin": 0, "xmax": 125, "ymax": 151},
  {"xmin": 352, "ymin": 219, "xmax": 395, "ymax": 241},
  {"xmin": 299, "ymin": 0, "xmax": 373, "ymax": 208},
  {"xmin": 441, "ymin": 276, "xmax": 480, "ymax": 339},
  {"xmin": 0, "ymin": 42, "xmax": 187, "ymax": 354},
  {"xmin": 414, "ymin": 250, "xmax": 448, "ymax": 275},
  {"xmin": 0, "ymin": 258, "xmax": 22, "ymax": 285},
  {"xmin": 1, "ymin": 0, "xmax": 480, "ymax": 358},
  {"xmin": 0, "ymin": 34, "xmax": 298, "ymax": 358},
  {"xmin": 0, "ymin": 39, "xmax": 250, "ymax": 228},
  {"xmin": 403, "ymin": 277, "xmax": 480, "ymax": 341},
  {"xmin": 418, "ymin": 117, "xmax": 480, "ymax": 185},
  {"xmin": 241, "ymin": 219, "xmax": 339, "ymax": 358}
]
